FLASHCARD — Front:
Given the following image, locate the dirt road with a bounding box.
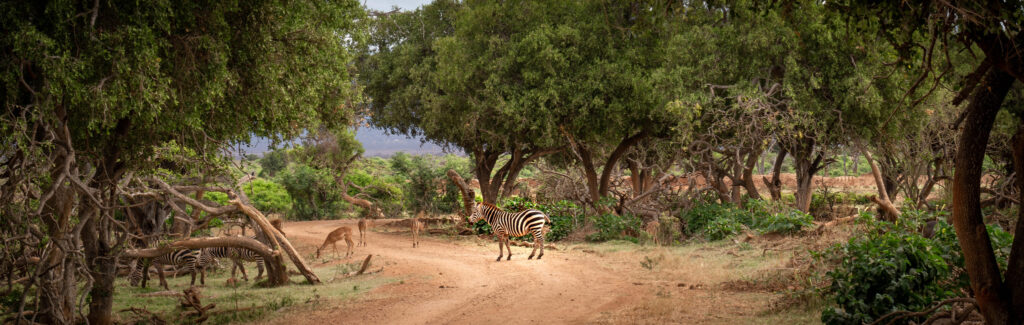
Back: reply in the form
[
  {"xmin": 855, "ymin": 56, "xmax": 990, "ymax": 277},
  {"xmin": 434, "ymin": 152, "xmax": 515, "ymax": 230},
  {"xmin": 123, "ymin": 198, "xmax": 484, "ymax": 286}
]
[
  {"xmin": 263, "ymin": 219, "xmax": 813, "ymax": 325},
  {"xmin": 265, "ymin": 219, "xmax": 651, "ymax": 324}
]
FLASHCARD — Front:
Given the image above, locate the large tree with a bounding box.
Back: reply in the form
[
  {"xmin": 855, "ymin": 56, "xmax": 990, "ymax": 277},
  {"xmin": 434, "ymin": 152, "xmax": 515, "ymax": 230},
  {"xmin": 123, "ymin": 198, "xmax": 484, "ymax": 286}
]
[
  {"xmin": 0, "ymin": 0, "xmax": 363, "ymax": 323},
  {"xmin": 837, "ymin": 0, "xmax": 1024, "ymax": 323}
]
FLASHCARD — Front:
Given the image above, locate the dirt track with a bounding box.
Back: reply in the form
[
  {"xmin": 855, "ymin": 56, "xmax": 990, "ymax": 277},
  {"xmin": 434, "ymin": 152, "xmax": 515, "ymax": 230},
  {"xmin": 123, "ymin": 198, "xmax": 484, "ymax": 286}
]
[{"xmin": 264, "ymin": 219, "xmax": 654, "ymax": 325}]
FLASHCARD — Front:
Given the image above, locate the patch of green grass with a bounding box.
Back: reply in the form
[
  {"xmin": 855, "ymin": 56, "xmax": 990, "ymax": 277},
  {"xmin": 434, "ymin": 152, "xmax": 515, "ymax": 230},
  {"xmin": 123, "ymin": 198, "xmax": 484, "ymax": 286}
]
[{"xmin": 114, "ymin": 263, "xmax": 392, "ymax": 324}]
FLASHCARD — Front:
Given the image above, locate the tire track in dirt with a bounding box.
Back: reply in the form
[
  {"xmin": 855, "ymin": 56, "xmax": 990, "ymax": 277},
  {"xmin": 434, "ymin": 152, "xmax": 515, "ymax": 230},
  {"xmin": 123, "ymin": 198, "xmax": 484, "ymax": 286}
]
[{"xmin": 265, "ymin": 220, "xmax": 646, "ymax": 325}]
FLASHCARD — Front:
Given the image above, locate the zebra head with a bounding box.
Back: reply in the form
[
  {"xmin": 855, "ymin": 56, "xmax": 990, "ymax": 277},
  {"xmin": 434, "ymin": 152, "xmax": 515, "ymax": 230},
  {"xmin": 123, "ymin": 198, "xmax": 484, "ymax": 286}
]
[{"xmin": 468, "ymin": 203, "xmax": 483, "ymax": 223}]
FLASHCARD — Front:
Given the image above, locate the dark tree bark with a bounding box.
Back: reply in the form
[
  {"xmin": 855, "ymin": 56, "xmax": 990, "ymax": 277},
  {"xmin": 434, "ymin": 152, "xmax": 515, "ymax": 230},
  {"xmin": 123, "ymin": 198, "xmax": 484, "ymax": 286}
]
[
  {"xmin": 951, "ymin": 67, "xmax": 1017, "ymax": 325},
  {"xmin": 792, "ymin": 141, "xmax": 825, "ymax": 213},
  {"xmin": 742, "ymin": 147, "xmax": 763, "ymax": 200},
  {"xmin": 762, "ymin": 149, "xmax": 787, "ymax": 201}
]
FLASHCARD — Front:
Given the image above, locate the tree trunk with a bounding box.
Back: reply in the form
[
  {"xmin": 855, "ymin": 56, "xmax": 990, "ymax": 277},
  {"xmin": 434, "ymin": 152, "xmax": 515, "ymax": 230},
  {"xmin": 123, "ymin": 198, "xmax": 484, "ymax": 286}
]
[
  {"xmin": 231, "ymin": 199, "xmax": 318, "ymax": 285},
  {"xmin": 82, "ymin": 206, "xmax": 116, "ymax": 325},
  {"xmin": 793, "ymin": 147, "xmax": 823, "ymax": 213},
  {"xmin": 1008, "ymin": 125, "xmax": 1024, "ymax": 320},
  {"xmin": 447, "ymin": 169, "xmax": 476, "ymax": 217},
  {"xmin": 951, "ymin": 67, "xmax": 1016, "ymax": 325},
  {"xmin": 472, "ymin": 148, "xmax": 503, "ymax": 204},
  {"xmin": 125, "ymin": 236, "xmax": 286, "ymax": 284},
  {"xmin": 858, "ymin": 142, "xmax": 900, "ymax": 221},
  {"xmin": 742, "ymin": 147, "xmax": 763, "ymax": 200},
  {"xmin": 762, "ymin": 149, "xmax": 787, "ymax": 201}
]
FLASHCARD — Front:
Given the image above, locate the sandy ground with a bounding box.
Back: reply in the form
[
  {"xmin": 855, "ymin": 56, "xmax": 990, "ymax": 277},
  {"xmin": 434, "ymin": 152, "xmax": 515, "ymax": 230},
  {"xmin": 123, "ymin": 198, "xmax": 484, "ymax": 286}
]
[
  {"xmin": 257, "ymin": 219, "xmax": 817, "ymax": 325},
  {"xmin": 261, "ymin": 219, "xmax": 652, "ymax": 325}
]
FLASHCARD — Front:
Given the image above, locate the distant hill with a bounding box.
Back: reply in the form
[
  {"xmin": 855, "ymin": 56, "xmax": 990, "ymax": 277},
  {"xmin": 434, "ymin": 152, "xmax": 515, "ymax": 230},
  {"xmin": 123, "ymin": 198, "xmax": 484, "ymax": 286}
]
[{"xmin": 238, "ymin": 127, "xmax": 454, "ymax": 157}]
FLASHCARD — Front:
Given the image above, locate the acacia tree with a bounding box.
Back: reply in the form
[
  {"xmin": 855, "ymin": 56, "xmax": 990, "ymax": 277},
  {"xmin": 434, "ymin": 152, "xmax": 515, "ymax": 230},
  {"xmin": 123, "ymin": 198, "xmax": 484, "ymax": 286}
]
[
  {"xmin": 837, "ymin": 0, "xmax": 1024, "ymax": 323},
  {"xmin": 0, "ymin": 0, "xmax": 363, "ymax": 323},
  {"xmin": 359, "ymin": 0, "xmax": 561, "ymax": 204}
]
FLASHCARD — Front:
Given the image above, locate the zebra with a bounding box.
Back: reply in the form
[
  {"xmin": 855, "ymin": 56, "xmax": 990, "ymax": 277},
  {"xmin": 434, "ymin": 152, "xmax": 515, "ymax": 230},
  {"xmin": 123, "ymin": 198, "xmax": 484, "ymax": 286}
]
[
  {"xmin": 129, "ymin": 249, "xmax": 205, "ymax": 289},
  {"xmin": 468, "ymin": 202, "xmax": 551, "ymax": 261},
  {"xmin": 201, "ymin": 246, "xmax": 265, "ymax": 281}
]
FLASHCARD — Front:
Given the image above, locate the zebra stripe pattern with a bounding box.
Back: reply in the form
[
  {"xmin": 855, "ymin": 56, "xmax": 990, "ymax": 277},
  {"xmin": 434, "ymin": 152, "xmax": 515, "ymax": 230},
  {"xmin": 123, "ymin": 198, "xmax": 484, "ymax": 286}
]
[
  {"xmin": 469, "ymin": 202, "xmax": 550, "ymax": 261},
  {"xmin": 201, "ymin": 246, "xmax": 265, "ymax": 280},
  {"xmin": 129, "ymin": 249, "xmax": 203, "ymax": 288}
]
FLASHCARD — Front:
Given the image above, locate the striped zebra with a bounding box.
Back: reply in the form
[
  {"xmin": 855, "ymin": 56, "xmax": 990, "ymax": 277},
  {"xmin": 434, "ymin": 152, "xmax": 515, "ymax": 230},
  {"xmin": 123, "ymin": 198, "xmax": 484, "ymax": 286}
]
[
  {"xmin": 201, "ymin": 246, "xmax": 265, "ymax": 281},
  {"xmin": 469, "ymin": 202, "xmax": 551, "ymax": 261},
  {"xmin": 129, "ymin": 249, "xmax": 205, "ymax": 289}
]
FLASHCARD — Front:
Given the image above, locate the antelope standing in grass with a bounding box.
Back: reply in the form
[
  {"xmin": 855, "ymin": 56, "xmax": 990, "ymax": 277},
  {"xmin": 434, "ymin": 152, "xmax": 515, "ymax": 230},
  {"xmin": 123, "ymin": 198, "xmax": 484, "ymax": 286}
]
[
  {"xmin": 411, "ymin": 212, "xmax": 424, "ymax": 248},
  {"xmin": 469, "ymin": 202, "xmax": 550, "ymax": 261},
  {"xmin": 316, "ymin": 226, "xmax": 354, "ymax": 259},
  {"xmin": 357, "ymin": 218, "xmax": 369, "ymax": 247}
]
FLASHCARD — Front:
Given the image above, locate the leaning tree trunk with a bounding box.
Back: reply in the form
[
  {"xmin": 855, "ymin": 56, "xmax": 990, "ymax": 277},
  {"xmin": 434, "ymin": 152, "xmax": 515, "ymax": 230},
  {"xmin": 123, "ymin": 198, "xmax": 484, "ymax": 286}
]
[
  {"xmin": 857, "ymin": 141, "xmax": 900, "ymax": 221},
  {"xmin": 231, "ymin": 200, "xmax": 320, "ymax": 284},
  {"xmin": 742, "ymin": 147, "xmax": 763, "ymax": 200},
  {"xmin": 125, "ymin": 236, "xmax": 287, "ymax": 285},
  {"xmin": 762, "ymin": 149, "xmax": 787, "ymax": 201},
  {"xmin": 447, "ymin": 170, "xmax": 476, "ymax": 217},
  {"xmin": 952, "ymin": 68, "xmax": 1017, "ymax": 325}
]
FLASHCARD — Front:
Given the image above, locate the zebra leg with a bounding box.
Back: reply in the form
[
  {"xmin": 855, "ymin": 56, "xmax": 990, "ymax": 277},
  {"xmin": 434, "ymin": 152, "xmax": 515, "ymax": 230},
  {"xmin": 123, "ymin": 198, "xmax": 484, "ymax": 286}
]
[
  {"xmin": 529, "ymin": 232, "xmax": 539, "ymax": 260},
  {"xmin": 255, "ymin": 259, "xmax": 264, "ymax": 280},
  {"xmin": 496, "ymin": 235, "xmax": 504, "ymax": 262},
  {"xmin": 232, "ymin": 257, "xmax": 249, "ymax": 281},
  {"xmin": 156, "ymin": 263, "xmax": 169, "ymax": 290},
  {"xmin": 538, "ymin": 233, "xmax": 545, "ymax": 259},
  {"xmin": 505, "ymin": 236, "xmax": 513, "ymax": 261}
]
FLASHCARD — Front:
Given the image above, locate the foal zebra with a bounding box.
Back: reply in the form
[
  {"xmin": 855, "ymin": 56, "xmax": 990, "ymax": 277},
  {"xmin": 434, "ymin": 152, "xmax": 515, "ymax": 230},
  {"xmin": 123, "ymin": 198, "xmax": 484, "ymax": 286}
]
[
  {"xmin": 129, "ymin": 249, "xmax": 205, "ymax": 289},
  {"xmin": 469, "ymin": 202, "xmax": 551, "ymax": 261},
  {"xmin": 201, "ymin": 246, "xmax": 265, "ymax": 281}
]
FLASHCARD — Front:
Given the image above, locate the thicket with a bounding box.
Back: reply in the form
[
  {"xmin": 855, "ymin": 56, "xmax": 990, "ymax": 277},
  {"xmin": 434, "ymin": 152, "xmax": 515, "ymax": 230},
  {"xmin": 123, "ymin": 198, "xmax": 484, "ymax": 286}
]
[
  {"xmin": 678, "ymin": 199, "xmax": 814, "ymax": 241},
  {"xmin": 818, "ymin": 209, "xmax": 1013, "ymax": 324}
]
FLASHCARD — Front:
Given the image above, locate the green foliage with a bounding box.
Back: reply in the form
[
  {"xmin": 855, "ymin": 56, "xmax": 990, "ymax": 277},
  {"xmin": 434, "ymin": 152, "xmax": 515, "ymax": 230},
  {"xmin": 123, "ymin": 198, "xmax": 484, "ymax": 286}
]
[
  {"xmin": 680, "ymin": 200, "xmax": 815, "ymax": 241},
  {"xmin": 259, "ymin": 150, "xmax": 289, "ymax": 178},
  {"xmin": 277, "ymin": 163, "xmax": 345, "ymax": 220},
  {"xmin": 389, "ymin": 153, "xmax": 472, "ymax": 214},
  {"xmin": 820, "ymin": 231, "xmax": 952, "ymax": 324},
  {"xmin": 703, "ymin": 217, "xmax": 745, "ymax": 241},
  {"xmin": 819, "ymin": 208, "xmax": 1014, "ymax": 324},
  {"xmin": 587, "ymin": 213, "xmax": 643, "ymax": 243},
  {"xmin": 242, "ymin": 178, "xmax": 292, "ymax": 214}
]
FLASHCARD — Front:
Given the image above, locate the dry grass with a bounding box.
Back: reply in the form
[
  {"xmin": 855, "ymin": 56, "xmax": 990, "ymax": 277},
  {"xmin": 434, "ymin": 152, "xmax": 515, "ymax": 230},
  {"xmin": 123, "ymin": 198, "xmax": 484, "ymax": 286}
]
[{"xmin": 113, "ymin": 261, "xmax": 394, "ymax": 324}]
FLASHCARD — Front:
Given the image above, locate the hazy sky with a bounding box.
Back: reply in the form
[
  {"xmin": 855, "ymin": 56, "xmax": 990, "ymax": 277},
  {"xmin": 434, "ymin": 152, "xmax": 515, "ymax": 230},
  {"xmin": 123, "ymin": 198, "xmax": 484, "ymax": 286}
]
[
  {"xmin": 245, "ymin": 0, "xmax": 446, "ymax": 157},
  {"xmin": 363, "ymin": 0, "xmax": 431, "ymax": 12}
]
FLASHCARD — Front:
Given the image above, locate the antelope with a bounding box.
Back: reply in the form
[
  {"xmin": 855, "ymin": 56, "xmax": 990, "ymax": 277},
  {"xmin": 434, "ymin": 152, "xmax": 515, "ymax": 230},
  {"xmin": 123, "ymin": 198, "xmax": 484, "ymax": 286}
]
[
  {"xmin": 357, "ymin": 218, "xmax": 369, "ymax": 247},
  {"xmin": 270, "ymin": 218, "xmax": 285, "ymax": 236},
  {"xmin": 411, "ymin": 211, "xmax": 424, "ymax": 248},
  {"xmin": 316, "ymin": 226, "xmax": 354, "ymax": 259},
  {"xmin": 645, "ymin": 220, "xmax": 661, "ymax": 246}
]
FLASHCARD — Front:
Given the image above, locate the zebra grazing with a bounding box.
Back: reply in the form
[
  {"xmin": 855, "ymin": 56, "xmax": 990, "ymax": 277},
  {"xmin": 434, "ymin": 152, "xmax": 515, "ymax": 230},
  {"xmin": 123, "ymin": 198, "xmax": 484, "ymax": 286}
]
[
  {"xmin": 469, "ymin": 202, "xmax": 551, "ymax": 261},
  {"xmin": 201, "ymin": 246, "xmax": 265, "ymax": 281},
  {"xmin": 129, "ymin": 249, "xmax": 205, "ymax": 290}
]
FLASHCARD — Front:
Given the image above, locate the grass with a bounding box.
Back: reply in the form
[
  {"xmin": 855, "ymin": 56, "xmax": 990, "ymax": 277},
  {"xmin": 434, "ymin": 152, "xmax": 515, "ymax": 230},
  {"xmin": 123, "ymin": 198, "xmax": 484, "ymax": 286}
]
[
  {"xmin": 573, "ymin": 238, "xmax": 826, "ymax": 324},
  {"xmin": 113, "ymin": 262, "xmax": 392, "ymax": 324}
]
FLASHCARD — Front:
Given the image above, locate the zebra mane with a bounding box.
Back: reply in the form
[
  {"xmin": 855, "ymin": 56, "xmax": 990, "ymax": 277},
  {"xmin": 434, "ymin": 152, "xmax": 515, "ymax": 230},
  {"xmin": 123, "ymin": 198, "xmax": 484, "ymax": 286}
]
[{"xmin": 480, "ymin": 202, "xmax": 503, "ymax": 212}]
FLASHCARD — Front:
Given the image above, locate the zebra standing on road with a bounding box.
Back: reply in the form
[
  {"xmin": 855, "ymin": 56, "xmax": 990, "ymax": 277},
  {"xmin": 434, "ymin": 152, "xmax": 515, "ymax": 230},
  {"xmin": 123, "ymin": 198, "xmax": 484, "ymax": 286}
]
[
  {"xmin": 468, "ymin": 202, "xmax": 551, "ymax": 261},
  {"xmin": 129, "ymin": 249, "xmax": 204, "ymax": 289},
  {"xmin": 201, "ymin": 246, "xmax": 265, "ymax": 281}
]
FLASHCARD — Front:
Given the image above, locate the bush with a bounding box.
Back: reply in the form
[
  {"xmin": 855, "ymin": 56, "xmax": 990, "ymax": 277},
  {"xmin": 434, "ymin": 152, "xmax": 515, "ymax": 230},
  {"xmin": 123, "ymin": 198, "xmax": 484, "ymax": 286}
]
[
  {"xmin": 704, "ymin": 216, "xmax": 744, "ymax": 241},
  {"xmin": 819, "ymin": 208, "xmax": 1014, "ymax": 324},
  {"xmin": 587, "ymin": 213, "xmax": 643, "ymax": 243},
  {"xmin": 820, "ymin": 231, "xmax": 952, "ymax": 325},
  {"xmin": 752, "ymin": 209, "xmax": 813, "ymax": 235},
  {"xmin": 679, "ymin": 200, "xmax": 813, "ymax": 240}
]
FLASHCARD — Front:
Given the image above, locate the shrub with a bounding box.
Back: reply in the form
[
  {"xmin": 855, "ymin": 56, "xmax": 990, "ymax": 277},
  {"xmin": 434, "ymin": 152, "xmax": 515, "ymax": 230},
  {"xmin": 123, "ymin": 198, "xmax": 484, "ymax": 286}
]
[
  {"xmin": 752, "ymin": 210, "xmax": 813, "ymax": 235},
  {"xmin": 819, "ymin": 208, "xmax": 1013, "ymax": 324},
  {"xmin": 820, "ymin": 231, "xmax": 952, "ymax": 325},
  {"xmin": 587, "ymin": 213, "xmax": 643, "ymax": 243},
  {"xmin": 704, "ymin": 216, "xmax": 744, "ymax": 241}
]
